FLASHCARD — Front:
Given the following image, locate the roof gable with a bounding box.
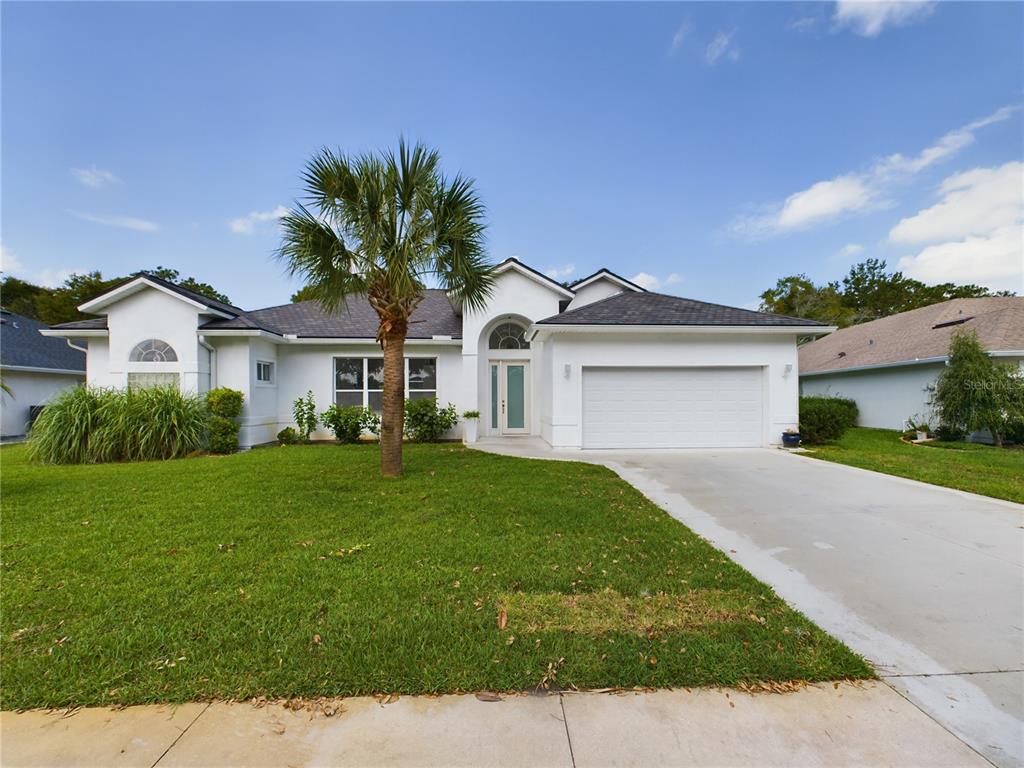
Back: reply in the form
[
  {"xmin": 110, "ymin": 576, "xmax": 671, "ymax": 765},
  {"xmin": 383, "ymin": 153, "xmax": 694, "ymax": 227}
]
[
  {"xmin": 77, "ymin": 273, "xmax": 240, "ymax": 318},
  {"xmin": 569, "ymin": 269, "xmax": 646, "ymax": 293},
  {"xmin": 493, "ymin": 258, "xmax": 575, "ymax": 298},
  {"xmin": 537, "ymin": 290, "xmax": 828, "ymax": 328}
]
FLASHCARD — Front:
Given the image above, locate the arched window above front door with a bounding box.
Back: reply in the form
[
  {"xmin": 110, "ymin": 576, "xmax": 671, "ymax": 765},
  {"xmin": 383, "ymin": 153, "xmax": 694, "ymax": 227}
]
[
  {"xmin": 488, "ymin": 322, "xmax": 529, "ymax": 350},
  {"xmin": 129, "ymin": 339, "xmax": 178, "ymax": 362}
]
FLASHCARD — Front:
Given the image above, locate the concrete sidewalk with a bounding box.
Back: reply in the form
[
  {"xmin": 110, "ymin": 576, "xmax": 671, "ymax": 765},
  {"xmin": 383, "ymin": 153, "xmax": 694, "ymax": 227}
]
[{"xmin": 0, "ymin": 683, "xmax": 988, "ymax": 767}]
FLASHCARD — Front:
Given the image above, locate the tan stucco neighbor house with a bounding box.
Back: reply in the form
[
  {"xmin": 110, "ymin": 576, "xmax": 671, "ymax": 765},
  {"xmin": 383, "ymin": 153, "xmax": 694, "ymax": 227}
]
[{"xmin": 799, "ymin": 297, "xmax": 1024, "ymax": 430}]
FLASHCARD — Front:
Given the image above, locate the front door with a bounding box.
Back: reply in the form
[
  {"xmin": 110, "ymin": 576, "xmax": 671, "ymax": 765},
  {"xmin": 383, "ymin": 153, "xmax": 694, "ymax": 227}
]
[{"xmin": 491, "ymin": 361, "xmax": 529, "ymax": 434}]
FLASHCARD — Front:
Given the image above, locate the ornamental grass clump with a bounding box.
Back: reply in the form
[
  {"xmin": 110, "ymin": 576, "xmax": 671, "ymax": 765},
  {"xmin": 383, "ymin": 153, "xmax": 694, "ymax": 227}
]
[{"xmin": 28, "ymin": 385, "xmax": 207, "ymax": 464}]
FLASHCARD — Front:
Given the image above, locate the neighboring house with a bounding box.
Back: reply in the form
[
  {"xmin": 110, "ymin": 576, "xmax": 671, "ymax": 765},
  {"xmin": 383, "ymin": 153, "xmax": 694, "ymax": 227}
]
[
  {"xmin": 41, "ymin": 260, "xmax": 830, "ymax": 449},
  {"xmin": 1, "ymin": 310, "xmax": 86, "ymax": 438},
  {"xmin": 799, "ymin": 297, "xmax": 1024, "ymax": 430}
]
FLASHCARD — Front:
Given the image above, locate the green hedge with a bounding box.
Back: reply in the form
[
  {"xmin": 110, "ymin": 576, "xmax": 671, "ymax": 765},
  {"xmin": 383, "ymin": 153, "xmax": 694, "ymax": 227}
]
[
  {"xmin": 206, "ymin": 387, "xmax": 243, "ymax": 418},
  {"xmin": 799, "ymin": 396, "xmax": 858, "ymax": 445},
  {"xmin": 320, "ymin": 405, "xmax": 379, "ymax": 444},
  {"xmin": 205, "ymin": 388, "xmax": 243, "ymax": 454}
]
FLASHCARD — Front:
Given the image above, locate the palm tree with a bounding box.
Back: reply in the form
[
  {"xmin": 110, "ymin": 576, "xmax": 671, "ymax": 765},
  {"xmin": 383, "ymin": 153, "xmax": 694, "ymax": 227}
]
[{"xmin": 277, "ymin": 141, "xmax": 493, "ymax": 477}]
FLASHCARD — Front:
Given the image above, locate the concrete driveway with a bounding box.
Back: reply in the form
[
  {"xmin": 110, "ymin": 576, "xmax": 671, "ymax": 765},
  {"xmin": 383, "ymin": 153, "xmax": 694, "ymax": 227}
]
[{"xmin": 475, "ymin": 439, "xmax": 1024, "ymax": 768}]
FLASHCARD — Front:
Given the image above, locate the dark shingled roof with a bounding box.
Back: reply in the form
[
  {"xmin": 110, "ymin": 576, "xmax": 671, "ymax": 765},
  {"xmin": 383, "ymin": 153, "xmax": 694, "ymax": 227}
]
[
  {"xmin": 200, "ymin": 289, "xmax": 462, "ymax": 338},
  {"xmin": 1, "ymin": 311, "xmax": 86, "ymax": 371},
  {"xmin": 50, "ymin": 317, "xmax": 109, "ymax": 331},
  {"xmin": 537, "ymin": 291, "xmax": 827, "ymax": 327}
]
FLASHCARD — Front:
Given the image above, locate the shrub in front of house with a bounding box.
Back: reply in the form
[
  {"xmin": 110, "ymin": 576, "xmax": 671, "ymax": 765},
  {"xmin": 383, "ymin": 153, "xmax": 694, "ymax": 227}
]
[
  {"xmin": 932, "ymin": 330, "xmax": 1024, "ymax": 447},
  {"xmin": 321, "ymin": 404, "xmax": 379, "ymax": 444},
  {"xmin": 28, "ymin": 385, "xmax": 207, "ymax": 464},
  {"xmin": 277, "ymin": 426, "xmax": 299, "ymax": 445},
  {"xmin": 404, "ymin": 398, "xmax": 458, "ymax": 442},
  {"xmin": 205, "ymin": 387, "xmax": 244, "ymax": 454},
  {"xmin": 798, "ymin": 396, "xmax": 856, "ymax": 445},
  {"xmin": 205, "ymin": 387, "xmax": 243, "ymax": 418},
  {"xmin": 293, "ymin": 391, "xmax": 318, "ymax": 441},
  {"xmin": 208, "ymin": 416, "xmax": 239, "ymax": 454}
]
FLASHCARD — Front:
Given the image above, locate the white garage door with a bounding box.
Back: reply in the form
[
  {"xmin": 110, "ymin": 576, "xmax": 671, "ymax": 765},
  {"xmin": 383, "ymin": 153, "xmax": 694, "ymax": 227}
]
[{"xmin": 582, "ymin": 367, "xmax": 764, "ymax": 449}]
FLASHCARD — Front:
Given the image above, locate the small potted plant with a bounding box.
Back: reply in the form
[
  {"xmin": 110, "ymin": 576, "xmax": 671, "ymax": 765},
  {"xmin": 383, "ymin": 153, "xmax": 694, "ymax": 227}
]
[
  {"xmin": 906, "ymin": 416, "xmax": 930, "ymax": 442},
  {"xmin": 782, "ymin": 428, "xmax": 800, "ymax": 448},
  {"xmin": 462, "ymin": 410, "xmax": 480, "ymax": 444}
]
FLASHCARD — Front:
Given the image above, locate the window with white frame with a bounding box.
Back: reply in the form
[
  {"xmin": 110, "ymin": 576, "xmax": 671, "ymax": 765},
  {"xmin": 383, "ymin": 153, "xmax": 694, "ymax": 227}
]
[
  {"xmin": 256, "ymin": 360, "xmax": 275, "ymax": 384},
  {"xmin": 488, "ymin": 322, "xmax": 529, "ymax": 350},
  {"xmin": 130, "ymin": 339, "xmax": 178, "ymax": 362},
  {"xmin": 334, "ymin": 357, "xmax": 436, "ymax": 411}
]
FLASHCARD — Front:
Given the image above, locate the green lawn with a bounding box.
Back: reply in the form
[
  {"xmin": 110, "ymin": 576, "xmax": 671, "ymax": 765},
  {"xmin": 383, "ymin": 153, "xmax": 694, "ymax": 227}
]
[
  {"xmin": 805, "ymin": 428, "xmax": 1024, "ymax": 503},
  {"xmin": 1, "ymin": 443, "xmax": 869, "ymax": 709}
]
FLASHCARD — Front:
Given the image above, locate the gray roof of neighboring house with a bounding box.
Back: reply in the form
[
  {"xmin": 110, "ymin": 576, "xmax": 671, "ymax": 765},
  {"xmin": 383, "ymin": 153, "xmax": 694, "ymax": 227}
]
[
  {"xmin": 536, "ymin": 290, "xmax": 826, "ymax": 327},
  {"xmin": 799, "ymin": 297, "xmax": 1024, "ymax": 375},
  {"xmin": 200, "ymin": 289, "xmax": 463, "ymax": 338},
  {"xmin": 1, "ymin": 310, "xmax": 86, "ymax": 371}
]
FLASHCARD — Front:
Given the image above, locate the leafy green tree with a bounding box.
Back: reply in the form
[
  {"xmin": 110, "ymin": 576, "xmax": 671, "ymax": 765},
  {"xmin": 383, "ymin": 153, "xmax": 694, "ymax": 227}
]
[
  {"xmin": 34, "ymin": 272, "xmax": 121, "ymax": 325},
  {"xmin": 932, "ymin": 331, "xmax": 1024, "ymax": 447},
  {"xmin": 290, "ymin": 285, "xmax": 319, "ymax": 303},
  {"xmin": 3, "ymin": 268, "xmax": 231, "ymax": 325},
  {"xmin": 759, "ymin": 275, "xmax": 854, "ymax": 328},
  {"xmin": 277, "ymin": 140, "xmax": 493, "ymax": 477},
  {"xmin": 149, "ymin": 267, "xmax": 232, "ymax": 305},
  {"xmin": 761, "ymin": 258, "xmax": 1003, "ymax": 328},
  {"xmin": 0, "ymin": 276, "xmax": 48, "ymax": 319}
]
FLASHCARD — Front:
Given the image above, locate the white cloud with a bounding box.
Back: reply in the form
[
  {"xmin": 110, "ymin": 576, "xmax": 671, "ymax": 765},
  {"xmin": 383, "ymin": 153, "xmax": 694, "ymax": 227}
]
[
  {"xmin": 705, "ymin": 30, "xmax": 740, "ymax": 66},
  {"xmin": 670, "ymin": 20, "xmax": 693, "ymax": 52},
  {"xmin": 893, "ymin": 162, "xmax": 1024, "ymax": 293},
  {"xmin": 777, "ymin": 174, "xmax": 876, "ymax": 230},
  {"xmin": 230, "ymin": 205, "xmax": 290, "ymax": 235},
  {"xmin": 838, "ymin": 243, "xmax": 865, "ymax": 259},
  {"xmin": 630, "ymin": 272, "xmax": 683, "ymax": 291},
  {"xmin": 0, "ymin": 244, "xmax": 82, "ymax": 288},
  {"xmin": 897, "ymin": 226, "xmax": 1022, "ymax": 293},
  {"xmin": 71, "ymin": 166, "xmax": 120, "ymax": 188},
  {"xmin": 730, "ymin": 104, "xmax": 1018, "ymax": 238},
  {"xmin": 877, "ymin": 105, "xmax": 1018, "ymax": 177},
  {"xmin": 545, "ymin": 264, "xmax": 575, "ymax": 280},
  {"xmin": 787, "ymin": 16, "xmax": 819, "ymax": 33},
  {"xmin": 889, "ymin": 161, "xmax": 1023, "ymax": 244},
  {"xmin": 69, "ymin": 210, "xmax": 158, "ymax": 231},
  {"xmin": 834, "ymin": 1, "xmax": 936, "ymax": 37}
]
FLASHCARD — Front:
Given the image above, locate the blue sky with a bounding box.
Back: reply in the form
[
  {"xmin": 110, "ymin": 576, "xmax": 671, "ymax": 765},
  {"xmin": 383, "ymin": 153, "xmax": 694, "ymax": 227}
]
[{"xmin": 2, "ymin": 1, "xmax": 1022, "ymax": 310}]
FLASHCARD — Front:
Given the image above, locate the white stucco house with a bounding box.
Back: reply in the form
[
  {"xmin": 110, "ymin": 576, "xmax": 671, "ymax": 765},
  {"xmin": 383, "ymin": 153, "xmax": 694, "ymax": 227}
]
[
  {"xmin": 41, "ymin": 259, "xmax": 830, "ymax": 449},
  {"xmin": 1, "ymin": 310, "xmax": 86, "ymax": 438},
  {"xmin": 799, "ymin": 297, "xmax": 1024, "ymax": 430}
]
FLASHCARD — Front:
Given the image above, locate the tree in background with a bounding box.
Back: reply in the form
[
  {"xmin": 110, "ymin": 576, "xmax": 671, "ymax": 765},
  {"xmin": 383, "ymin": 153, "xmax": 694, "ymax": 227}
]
[
  {"xmin": 760, "ymin": 258, "xmax": 1001, "ymax": 328},
  {"xmin": 1, "ymin": 268, "xmax": 231, "ymax": 325},
  {"xmin": 932, "ymin": 331, "xmax": 1024, "ymax": 447},
  {"xmin": 290, "ymin": 285, "xmax": 319, "ymax": 303},
  {"xmin": 277, "ymin": 140, "xmax": 493, "ymax": 477}
]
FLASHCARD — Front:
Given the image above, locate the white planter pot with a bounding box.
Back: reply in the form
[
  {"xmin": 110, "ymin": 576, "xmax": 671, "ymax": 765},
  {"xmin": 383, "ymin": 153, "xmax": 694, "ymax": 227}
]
[
  {"xmin": 463, "ymin": 418, "xmax": 478, "ymax": 444},
  {"xmin": 916, "ymin": 431, "xmax": 928, "ymax": 441}
]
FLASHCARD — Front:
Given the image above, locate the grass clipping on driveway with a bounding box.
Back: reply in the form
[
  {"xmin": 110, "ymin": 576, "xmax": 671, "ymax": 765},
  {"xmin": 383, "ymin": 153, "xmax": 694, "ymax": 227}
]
[{"xmin": 0, "ymin": 444, "xmax": 870, "ymax": 709}]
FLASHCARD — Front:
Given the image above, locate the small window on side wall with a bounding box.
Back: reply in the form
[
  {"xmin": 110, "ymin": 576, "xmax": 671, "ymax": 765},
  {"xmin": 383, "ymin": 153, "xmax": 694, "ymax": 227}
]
[{"xmin": 256, "ymin": 360, "xmax": 275, "ymax": 384}]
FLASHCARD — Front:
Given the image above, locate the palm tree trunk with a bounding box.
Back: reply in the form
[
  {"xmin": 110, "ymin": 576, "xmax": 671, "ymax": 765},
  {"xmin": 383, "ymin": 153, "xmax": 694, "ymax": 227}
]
[{"xmin": 380, "ymin": 328, "xmax": 406, "ymax": 477}]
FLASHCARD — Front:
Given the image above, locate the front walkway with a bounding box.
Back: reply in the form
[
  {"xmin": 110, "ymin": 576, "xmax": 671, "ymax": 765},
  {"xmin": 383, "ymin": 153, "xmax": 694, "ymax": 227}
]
[
  {"xmin": 474, "ymin": 437, "xmax": 1024, "ymax": 768},
  {"xmin": 1, "ymin": 683, "xmax": 985, "ymax": 767}
]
